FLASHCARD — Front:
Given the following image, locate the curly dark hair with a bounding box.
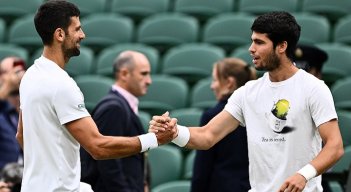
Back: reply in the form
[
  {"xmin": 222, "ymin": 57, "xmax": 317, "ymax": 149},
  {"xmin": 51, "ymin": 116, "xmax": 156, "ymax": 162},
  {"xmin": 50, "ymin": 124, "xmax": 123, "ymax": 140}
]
[{"xmin": 251, "ymin": 11, "xmax": 301, "ymax": 61}]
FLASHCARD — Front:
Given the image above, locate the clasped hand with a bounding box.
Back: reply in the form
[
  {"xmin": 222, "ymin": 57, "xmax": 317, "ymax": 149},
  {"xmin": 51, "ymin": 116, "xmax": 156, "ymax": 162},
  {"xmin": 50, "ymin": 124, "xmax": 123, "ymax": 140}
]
[{"xmin": 149, "ymin": 112, "xmax": 178, "ymax": 145}]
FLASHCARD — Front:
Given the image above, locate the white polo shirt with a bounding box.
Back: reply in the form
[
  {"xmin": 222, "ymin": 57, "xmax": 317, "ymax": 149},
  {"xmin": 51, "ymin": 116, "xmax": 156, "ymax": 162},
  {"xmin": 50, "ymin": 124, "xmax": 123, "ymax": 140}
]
[{"xmin": 19, "ymin": 56, "xmax": 90, "ymax": 191}]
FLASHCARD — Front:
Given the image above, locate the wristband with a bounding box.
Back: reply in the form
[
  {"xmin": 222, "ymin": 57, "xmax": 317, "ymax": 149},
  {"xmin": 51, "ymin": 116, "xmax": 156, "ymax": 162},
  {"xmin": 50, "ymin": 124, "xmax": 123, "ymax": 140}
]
[
  {"xmin": 172, "ymin": 125, "xmax": 190, "ymax": 147},
  {"xmin": 137, "ymin": 133, "xmax": 158, "ymax": 152},
  {"xmin": 297, "ymin": 164, "xmax": 317, "ymax": 181}
]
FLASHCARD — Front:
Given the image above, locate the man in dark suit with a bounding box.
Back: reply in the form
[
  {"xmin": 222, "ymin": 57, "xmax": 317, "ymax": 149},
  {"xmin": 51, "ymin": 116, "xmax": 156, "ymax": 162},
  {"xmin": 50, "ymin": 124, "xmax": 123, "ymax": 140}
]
[{"xmin": 80, "ymin": 51, "xmax": 152, "ymax": 192}]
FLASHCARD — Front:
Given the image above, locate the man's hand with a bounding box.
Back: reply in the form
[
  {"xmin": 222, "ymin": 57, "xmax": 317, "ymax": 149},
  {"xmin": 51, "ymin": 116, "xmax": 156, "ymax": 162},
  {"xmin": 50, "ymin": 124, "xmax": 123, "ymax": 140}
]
[
  {"xmin": 278, "ymin": 173, "xmax": 307, "ymax": 192},
  {"xmin": 149, "ymin": 112, "xmax": 178, "ymax": 145}
]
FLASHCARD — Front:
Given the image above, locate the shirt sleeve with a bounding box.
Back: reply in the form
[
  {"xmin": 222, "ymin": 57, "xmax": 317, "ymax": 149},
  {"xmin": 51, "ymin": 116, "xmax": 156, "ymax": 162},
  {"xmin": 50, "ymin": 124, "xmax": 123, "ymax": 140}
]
[
  {"xmin": 309, "ymin": 80, "xmax": 337, "ymax": 128},
  {"xmin": 224, "ymin": 86, "xmax": 246, "ymax": 127},
  {"xmin": 53, "ymin": 79, "xmax": 90, "ymax": 125}
]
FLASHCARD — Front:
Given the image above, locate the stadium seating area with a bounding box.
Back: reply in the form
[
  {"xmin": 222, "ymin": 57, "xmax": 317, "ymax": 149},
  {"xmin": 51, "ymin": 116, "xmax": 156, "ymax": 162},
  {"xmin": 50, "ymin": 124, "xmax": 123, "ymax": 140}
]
[{"xmin": 1, "ymin": 0, "xmax": 351, "ymax": 191}]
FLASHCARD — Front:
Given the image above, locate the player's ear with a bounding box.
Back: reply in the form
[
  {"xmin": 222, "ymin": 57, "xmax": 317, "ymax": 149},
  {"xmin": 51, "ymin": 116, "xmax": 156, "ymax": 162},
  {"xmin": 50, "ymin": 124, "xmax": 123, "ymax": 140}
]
[
  {"xmin": 54, "ymin": 28, "xmax": 65, "ymax": 42},
  {"xmin": 277, "ymin": 41, "xmax": 288, "ymax": 53}
]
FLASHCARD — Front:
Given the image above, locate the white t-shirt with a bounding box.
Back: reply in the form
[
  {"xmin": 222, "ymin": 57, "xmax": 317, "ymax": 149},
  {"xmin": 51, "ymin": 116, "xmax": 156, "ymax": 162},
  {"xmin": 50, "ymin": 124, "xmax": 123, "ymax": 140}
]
[
  {"xmin": 19, "ymin": 56, "xmax": 90, "ymax": 192},
  {"xmin": 225, "ymin": 69, "xmax": 337, "ymax": 192}
]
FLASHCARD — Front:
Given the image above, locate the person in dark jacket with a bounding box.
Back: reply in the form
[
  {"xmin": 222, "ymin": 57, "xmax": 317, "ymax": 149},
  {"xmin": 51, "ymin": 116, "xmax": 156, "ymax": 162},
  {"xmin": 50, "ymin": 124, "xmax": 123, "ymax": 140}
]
[
  {"xmin": 0, "ymin": 57, "xmax": 25, "ymax": 171},
  {"xmin": 191, "ymin": 58, "xmax": 256, "ymax": 192},
  {"xmin": 80, "ymin": 51, "xmax": 152, "ymax": 192}
]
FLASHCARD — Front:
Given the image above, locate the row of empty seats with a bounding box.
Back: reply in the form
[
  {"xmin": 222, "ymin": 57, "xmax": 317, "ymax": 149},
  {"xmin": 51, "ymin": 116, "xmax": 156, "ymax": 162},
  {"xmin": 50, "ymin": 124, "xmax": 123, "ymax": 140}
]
[
  {"xmin": 75, "ymin": 74, "xmax": 215, "ymax": 114},
  {"xmin": 2, "ymin": 40, "xmax": 351, "ymax": 88},
  {"xmin": 1, "ymin": 0, "xmax": 351, "ymax": 26},
  {"xmin": 2, "ymin": 12, "xmax": 351, "ymax": 54}
]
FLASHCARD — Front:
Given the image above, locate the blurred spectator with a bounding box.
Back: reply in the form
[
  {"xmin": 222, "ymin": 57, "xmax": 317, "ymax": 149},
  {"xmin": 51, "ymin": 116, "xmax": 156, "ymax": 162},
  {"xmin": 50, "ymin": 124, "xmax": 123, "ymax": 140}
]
[
  {"xmin": 0, "ymin": 162, "xmax": 23, "ymax": 192},
  {"xmin": 293, "ymin": 44, "xmax": 328, "ymax": 80},
  {"xmin": 0, "ymin": 57, "xmax": 26, "ymax": 101},
  {"xmin": 191, "ymin": 58, "xmax": 256, "ymax": 192},
  {"xmin": 81, "ymin": 51, "xmax": 152, "ymax": 192},
  {"xmin": 0, "ymin": 57, "xmax": 25, "ymax": 170}
]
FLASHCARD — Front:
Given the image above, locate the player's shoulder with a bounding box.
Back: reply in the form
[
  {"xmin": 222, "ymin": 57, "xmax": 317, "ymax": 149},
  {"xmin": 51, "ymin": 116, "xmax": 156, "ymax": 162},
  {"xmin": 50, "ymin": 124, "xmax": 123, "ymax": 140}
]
[{"xmin": 298, "ymin": 69, "xmax": 326, "ymax": 87}]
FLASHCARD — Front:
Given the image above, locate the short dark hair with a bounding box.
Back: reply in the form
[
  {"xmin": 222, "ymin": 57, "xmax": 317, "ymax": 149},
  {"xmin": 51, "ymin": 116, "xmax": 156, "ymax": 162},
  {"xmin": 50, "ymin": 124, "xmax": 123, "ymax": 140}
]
[
  {"xmin": 251, "ymin": 11, "xmax": 301, "ymax": 60},
  {"xmin": 34, "ymin": 0, "xmax": 80, "ymax": 45}
]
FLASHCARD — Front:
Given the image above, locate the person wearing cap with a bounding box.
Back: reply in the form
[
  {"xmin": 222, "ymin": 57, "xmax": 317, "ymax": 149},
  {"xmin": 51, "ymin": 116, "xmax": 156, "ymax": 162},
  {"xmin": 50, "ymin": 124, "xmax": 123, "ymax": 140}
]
[{"xmin": 293, "ymin": 44, "xmax": 328, "ymax": 80}]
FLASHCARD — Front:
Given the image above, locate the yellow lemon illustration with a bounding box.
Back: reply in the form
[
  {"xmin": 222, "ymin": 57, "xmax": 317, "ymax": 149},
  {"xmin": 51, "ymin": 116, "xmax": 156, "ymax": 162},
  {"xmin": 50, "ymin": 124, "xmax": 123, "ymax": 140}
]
[{"xmin": 273, "ymin": 99, "xmax": 290, "ymax": 119}]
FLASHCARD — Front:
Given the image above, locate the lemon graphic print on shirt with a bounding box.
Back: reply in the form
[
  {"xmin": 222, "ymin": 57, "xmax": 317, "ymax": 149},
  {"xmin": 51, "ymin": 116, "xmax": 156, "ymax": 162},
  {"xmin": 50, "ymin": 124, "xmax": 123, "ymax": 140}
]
[
  {"xmin": 272, "ymin": 99, "xmax": 290, "ymax": 120},
  {"xmin": 266, "ymin": 99, "xmax": 291, "ymax": 133}
]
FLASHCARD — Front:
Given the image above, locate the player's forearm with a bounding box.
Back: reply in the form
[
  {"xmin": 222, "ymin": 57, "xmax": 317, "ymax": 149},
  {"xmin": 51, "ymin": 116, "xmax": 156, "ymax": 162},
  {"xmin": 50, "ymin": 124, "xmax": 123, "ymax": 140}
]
[
  {"xmin": 186, "ymin": 127, "xmax": 216, "ymax": 150},
  {"xmin": 310, "ymin": 139, "xmax": 344, "ymax": 175},
  {"xmin": 88, "ymin": 136, "xmax": 141, "ymax": 160},
  {"xmin": 16, "ymin": 111, "xmax": 24, "ymax": 150}
]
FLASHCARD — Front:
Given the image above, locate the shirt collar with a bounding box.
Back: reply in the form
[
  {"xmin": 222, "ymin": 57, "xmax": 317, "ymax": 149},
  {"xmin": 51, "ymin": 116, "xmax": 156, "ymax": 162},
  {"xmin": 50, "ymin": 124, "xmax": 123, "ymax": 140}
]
[{"xmin": 112, "ymin": 85, "xmax": 139, "ymax": 114}]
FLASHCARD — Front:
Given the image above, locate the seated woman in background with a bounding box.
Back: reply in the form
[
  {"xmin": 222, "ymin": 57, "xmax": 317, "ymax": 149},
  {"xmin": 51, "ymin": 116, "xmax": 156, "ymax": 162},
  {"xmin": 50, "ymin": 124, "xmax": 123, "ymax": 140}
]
[{"xmin": 191, "ymin": 57, "xmax": 256, "ymax": 192}]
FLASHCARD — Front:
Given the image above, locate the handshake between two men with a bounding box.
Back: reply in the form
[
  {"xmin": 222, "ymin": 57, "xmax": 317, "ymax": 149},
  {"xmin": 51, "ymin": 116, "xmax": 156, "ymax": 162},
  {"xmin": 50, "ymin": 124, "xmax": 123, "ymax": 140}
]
[{"xmin": 145, "ymin": 111, "xmax": 191, "ymax": 152}]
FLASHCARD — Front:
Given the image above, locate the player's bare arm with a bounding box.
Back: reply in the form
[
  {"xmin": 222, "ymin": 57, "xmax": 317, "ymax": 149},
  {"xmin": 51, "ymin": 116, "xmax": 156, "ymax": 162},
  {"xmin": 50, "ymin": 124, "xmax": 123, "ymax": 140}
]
[
  {"xmin": 278, "ymin": 119, "xmax": 344, "ymax": 191},
  {"xmin": 66, "ymin": 116, "xmax": 175, "ymax": 160},
  {"xmin": 16, "ymin": 110, "xmax": 24, "ymax": 150},
  {"xmin": 150, "ymin": 110, "xmax": 240, "ymax": 150}
]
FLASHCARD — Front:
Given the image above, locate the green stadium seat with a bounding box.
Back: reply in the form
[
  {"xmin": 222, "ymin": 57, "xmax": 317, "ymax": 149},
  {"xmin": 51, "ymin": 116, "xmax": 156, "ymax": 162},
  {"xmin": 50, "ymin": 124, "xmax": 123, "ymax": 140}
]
[
  {"xmin": 182, "ymin": 150, "xmax": 196, "ymax": 180},
  {"xmin": 238, "ymin": 0, "xmax": 299, "ymax": 15},
  {"xmin": 161, "ymin": 43, "xmax": 225, "ymax": 86},
  {"xmin": 136, "ymin": 13, "xmax": 199, "ymax": 54},
  {"xmin": 75, "ymin": 75, "xmax": 114, "ymax": 113},
  {"xmin": 0, "ymin": 18, "xmax": 5, "ymax": 43},
  {"xmin": 68, "ymin": 0, "xmax": 107, "ymax": 17},
  {"xmin": 0, "ymin": 44, "xmax": 29, "ymax": 66},
  {"xmin": 331, "ymin": 77, "xmax": 351, "ymax": 112},
  {"xmin": 29, "ymin": 46, "xmax": 94, "ymax": 77},
  {"xmin": 148, "ymin": 145, "xmax": 183, "ymax": 188},
  {"xmin": 293, "ymin": 13, "xmax": 331, "ymax": 44},
  {"xmin": 152, "ymin": 180, "xmax": 191, "ymax": 192},
  {"xmin": 230, "ymin": 45, "xmax": 252, "ymax": 65},
  {"xmin": 230, "ymin": 45, "xmax": 266, "ymax": 78},
  {"xmin": 190, "ymin": 77, "xmax": 216, "ymax": 109},
  {"xmin": 301, "ymin": 0, "xmax": 351, "ymax": 24},
  {"xmin": 323, "ymin": 145, "xmax": 351, "ymax": 190},
  {"xmin": 65, "ymin": 47, "xmax": 94, "ymax": 77},
  {"xmin": 336, "ymin": 110, "xmax": 351, "ymax": 147},
  {"xmin": 316, "ymin": 43, "xmax": 351, "ymax": 87},
  {"xmin": 328, "ymin": 181, "xmax": 343, "ymax": 192},
  {"xmin": 95, "ymin": 43, "xmax": 160, "ymax": 77},
  {"xmin": 29, "ymin": 48, "xmax": 43, "ymax": 67},
  {"xmin": 333, "ymin": 15, "xmax": 351, "ymax": 46},
  {"xmin": 202, "ymin": 13, "xmax": 255, "ymax": 53},
  {"xmin": 330, "ymin": 146, "xmax": 351, "ymax": 174},
  {"xmin": 0, "ymin": 0, "xmax": 43, "ymax": 25},
  {"xmin": 110, "ymin": 0, "xmax": 171, "ymax": 24},
  {"xmin": 139, "ymin": 75, "xmax": 189, "ymax": 115},
  {"xmin": 173, "ymin": 0, "xmax": 235, "ymax": 24},
  {"xmin": 8, "ymin": 14, "xmax": 42, "ymax": 54},
  {"xmin": 138, "ymin": 110, "xmax": 151, "ymax": 132},
  {"xmin": 81, "ymin": 13, "xmax": 134, "ymax": 53},
  {"xmin": 170, "ymin": 108, "xmax": 203, "ymax": 127}
]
